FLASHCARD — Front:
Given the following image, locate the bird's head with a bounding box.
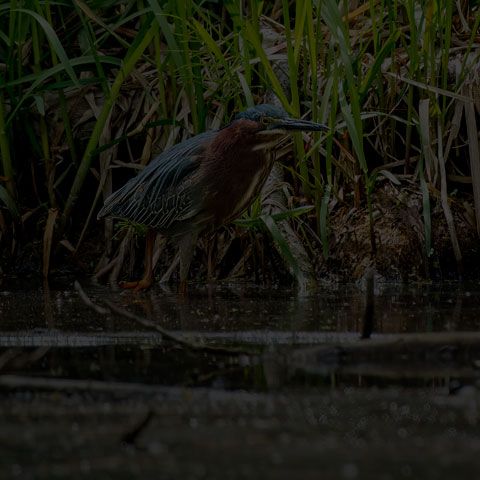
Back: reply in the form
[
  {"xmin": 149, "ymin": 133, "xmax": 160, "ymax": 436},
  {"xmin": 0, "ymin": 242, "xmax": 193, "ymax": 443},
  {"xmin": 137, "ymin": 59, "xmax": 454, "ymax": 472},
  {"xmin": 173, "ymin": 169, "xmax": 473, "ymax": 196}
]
[{"xmin": 233, "ymin": 104, "xmax": 329, "ymax": 151}]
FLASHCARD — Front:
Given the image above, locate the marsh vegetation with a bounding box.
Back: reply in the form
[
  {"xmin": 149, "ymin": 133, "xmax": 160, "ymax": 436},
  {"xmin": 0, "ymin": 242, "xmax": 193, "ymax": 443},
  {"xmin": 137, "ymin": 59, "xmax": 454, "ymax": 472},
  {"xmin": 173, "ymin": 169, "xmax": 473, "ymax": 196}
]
[{"xmin": 1, "ymin": 0, "xmax": 479, "ymax": 285}]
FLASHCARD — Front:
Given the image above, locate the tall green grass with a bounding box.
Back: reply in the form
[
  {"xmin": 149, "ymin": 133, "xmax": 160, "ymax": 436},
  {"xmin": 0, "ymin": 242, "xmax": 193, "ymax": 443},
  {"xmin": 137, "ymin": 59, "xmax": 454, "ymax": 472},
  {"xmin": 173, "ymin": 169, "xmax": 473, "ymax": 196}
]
[{"xmin": 0, "ymin": 1, "xmax": 479, "ymax": 277}]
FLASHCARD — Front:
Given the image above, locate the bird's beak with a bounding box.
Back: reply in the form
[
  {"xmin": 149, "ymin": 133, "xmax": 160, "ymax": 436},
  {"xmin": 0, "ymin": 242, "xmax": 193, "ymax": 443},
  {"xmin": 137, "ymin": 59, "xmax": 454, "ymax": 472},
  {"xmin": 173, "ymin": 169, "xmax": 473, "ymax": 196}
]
[{"xmin": 273, "ymin": 118, "xmax": 330, "ymax": 132}]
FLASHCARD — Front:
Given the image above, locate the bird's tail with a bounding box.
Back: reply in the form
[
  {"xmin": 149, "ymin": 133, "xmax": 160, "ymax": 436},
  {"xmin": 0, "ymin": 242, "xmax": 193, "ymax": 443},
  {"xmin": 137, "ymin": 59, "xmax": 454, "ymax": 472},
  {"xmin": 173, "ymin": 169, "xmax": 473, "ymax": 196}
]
[{"xmin": 97, "ymin": 184, "xmax": 130, "ymax": 220}]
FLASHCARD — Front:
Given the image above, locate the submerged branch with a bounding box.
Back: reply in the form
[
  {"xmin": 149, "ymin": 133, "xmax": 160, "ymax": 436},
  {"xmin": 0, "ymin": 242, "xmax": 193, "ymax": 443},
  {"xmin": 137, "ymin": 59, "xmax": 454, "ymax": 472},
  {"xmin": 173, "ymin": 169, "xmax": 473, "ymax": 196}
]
[{"xmin": 74, "ymin": 281, "xmax": 260, "ymax": 356}]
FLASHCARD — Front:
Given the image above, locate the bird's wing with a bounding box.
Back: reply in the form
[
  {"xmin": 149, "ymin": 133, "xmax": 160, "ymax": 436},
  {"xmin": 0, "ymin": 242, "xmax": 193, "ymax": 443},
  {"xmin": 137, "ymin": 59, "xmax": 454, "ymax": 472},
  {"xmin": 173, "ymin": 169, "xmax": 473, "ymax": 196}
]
[{"xmin": 97, "ymin": 130, "xmax": 217, "ymax": 229}]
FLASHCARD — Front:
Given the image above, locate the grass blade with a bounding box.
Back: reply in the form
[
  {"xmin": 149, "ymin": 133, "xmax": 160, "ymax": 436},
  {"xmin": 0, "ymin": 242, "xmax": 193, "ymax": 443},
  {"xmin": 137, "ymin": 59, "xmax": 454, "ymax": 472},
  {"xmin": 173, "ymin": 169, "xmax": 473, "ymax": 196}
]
[
  {"xmin": 4, "ymin": 55, "xmax": 121, "ymax": 128},
  {"xmin": 61, "ymin": 16, "xmax": 159, "ymax": 230},
  {"xmin": 0, "ymin": 184, "xmax": 20, "ymax": 222},
  {"xmin": 14, "ymin": 8, "xmax": 80, "ymax": 87},
  {"xmin": 260, "ymin": 214, "xmax": 303, "ymax": 285},
  {"xmin": 243, "ymin": 21, "xmax": 291, "ymax": 112},
  {"xmin": 465, "ymin": 101, "xmax": 480, "ymax": 237},
  {"xmin": 43, "ymin": 208, "xmax": 58, "ymax": 277},
  {"xmin": 0, "ymin": 90, "xmax": 15, "ymax": 199}
]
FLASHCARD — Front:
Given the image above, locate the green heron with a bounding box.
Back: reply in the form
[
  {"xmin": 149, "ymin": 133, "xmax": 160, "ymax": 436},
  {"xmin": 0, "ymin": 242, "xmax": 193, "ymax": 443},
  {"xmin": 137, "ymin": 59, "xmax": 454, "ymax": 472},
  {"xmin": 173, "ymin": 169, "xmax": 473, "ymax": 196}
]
[{"xmin": 98, "ymin": 104, "xmax": 328, "ymax": 293}]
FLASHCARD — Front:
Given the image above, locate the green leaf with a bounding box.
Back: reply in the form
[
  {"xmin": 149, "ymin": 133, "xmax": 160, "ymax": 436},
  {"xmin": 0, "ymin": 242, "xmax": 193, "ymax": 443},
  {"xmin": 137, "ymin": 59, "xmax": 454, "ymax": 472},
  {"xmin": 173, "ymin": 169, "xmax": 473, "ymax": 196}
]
[
  {"xmin": 0, "ymin": 185, "xmax": 20, "ymax": 222},
  {"xmin": 236, "ymin": 71, "xmax": 255, "ymax": 108},
  {"xmin": 338, "ymin": 82, "xmax": 366, "ymax": 172},
  {"xmin": 5, "ymin": 56, "xmax": 121, "ymax": 128},
  {"xmin": 243, "ymin": 21, "xmax": 291, "ymax": 112},
  {"xmin": 359, "ymin": 29, "xmax": 401, "ymax": 102},
  {"xmin": 13, "ymin": 8, "xmax": 80, "ymax": 87},
  {"xmin": 147, "ymin": 1, "xmax": 185, "ymax": 76},
  {"xmin": 260, "ymin": 214, "xmax": 303, "ymax": 283},
  {"xmin": 61, "ymin": 16, "xmax": 160, "ymax": 229},
  {"xmin": 366, "ymin": 172, "xmax": 378, "ymax": 195},
  {"xmin": 322, "ymin": 0, "xmax": 366, "ymax": 170},
  {"xmin": 192, "ymin": 19, "xmax": 231, "ymax": 78}
]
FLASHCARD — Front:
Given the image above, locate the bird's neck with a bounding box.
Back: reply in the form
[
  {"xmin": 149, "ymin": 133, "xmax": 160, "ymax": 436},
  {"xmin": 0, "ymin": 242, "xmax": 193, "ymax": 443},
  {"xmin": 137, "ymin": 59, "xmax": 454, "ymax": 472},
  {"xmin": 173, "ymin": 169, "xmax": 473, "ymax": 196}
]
[
  {"xmin": 211, "ymin": 119, "xmax": 261, "ymax": 154},
  {"xmin": 201, "ymin": 119, "xmax": 276, "ymax": 227}
]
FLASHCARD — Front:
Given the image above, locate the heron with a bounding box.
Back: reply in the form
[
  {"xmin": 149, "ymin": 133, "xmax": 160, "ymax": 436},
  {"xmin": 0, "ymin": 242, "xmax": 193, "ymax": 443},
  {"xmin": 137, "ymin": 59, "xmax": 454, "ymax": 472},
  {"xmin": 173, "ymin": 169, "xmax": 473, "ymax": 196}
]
[{"xmin": 98, "ymin": 104, "xmax": 328, "ymax": 293}]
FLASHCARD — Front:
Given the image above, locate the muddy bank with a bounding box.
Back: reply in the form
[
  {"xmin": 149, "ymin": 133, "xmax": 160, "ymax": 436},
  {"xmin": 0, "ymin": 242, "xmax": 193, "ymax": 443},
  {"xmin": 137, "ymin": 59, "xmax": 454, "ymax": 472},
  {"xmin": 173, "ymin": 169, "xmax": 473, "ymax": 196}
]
[{"xmin": 319, "ymin": 184, "xmax": 479, "ymax": 283}]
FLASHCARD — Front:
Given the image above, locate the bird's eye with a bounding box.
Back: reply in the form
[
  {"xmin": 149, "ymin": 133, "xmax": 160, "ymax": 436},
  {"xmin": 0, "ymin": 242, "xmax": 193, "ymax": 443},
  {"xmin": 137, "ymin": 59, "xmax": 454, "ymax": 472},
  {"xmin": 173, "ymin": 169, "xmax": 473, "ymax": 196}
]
[{"xmin": 261, "ymin": 117, "xmax": 271, "ymax": 126}]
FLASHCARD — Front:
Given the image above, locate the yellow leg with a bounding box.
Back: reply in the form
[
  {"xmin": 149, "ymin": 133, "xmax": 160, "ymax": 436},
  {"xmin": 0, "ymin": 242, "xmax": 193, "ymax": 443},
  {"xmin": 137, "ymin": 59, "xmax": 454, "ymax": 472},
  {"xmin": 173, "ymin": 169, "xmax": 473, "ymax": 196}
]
[{"xmin": 120, "ymin": 230, "xmax": 156, "ymax": 292}]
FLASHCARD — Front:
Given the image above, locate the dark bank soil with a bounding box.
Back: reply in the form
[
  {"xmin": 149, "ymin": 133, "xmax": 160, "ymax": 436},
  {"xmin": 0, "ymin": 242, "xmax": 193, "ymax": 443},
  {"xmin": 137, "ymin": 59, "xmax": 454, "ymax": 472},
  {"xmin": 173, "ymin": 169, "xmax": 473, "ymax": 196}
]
[{"xmin": 319, "ymin": 183, "xmax": 479, "ymax": 283}]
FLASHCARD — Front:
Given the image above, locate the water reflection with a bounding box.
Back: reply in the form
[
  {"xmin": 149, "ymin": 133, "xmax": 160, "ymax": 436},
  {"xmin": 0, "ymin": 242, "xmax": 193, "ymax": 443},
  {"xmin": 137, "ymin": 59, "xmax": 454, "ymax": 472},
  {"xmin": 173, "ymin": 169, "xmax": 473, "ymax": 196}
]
[
  {"xmin": 0, "ymin": 277, "xmax": 479, "ymax": 390},
  {"xmin": 0, "ymin": 277, "xmax": 479, "ymax": 335},
  {"xmin": 2, "ymin": 278, "xmax": 480, "ymax": 480}
]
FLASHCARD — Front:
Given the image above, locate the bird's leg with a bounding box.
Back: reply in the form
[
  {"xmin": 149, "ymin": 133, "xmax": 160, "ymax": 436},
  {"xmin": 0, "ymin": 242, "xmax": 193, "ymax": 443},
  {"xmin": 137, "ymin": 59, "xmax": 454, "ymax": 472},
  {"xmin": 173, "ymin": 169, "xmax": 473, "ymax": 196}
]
[
  {"xmin": 120, "ymin": 229, "xmax": 156, "ymax": 291},
  {"xmin": 178, "ymin": 279, "xmax": 187, "ymax": 295},
  {"xmin": 177, "ymin": 233, "xmax": 198, "ymax": 295}
]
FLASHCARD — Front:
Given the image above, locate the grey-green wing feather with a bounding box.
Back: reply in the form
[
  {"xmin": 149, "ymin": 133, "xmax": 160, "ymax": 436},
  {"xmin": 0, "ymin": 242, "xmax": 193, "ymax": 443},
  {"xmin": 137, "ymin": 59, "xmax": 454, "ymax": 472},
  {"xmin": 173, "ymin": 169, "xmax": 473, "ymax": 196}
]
[{"xmin": 97, "ymin": 130, "xmax": 217, "ymax": 230}]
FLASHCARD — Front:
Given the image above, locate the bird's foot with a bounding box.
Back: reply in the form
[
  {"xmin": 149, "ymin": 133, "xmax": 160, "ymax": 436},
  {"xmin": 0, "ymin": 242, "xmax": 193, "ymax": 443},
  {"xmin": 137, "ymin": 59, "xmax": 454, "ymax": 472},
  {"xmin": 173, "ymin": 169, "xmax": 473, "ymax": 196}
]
[{"xmin": 119, "ymin": 278, "xmax": 152, "ymax": 292}]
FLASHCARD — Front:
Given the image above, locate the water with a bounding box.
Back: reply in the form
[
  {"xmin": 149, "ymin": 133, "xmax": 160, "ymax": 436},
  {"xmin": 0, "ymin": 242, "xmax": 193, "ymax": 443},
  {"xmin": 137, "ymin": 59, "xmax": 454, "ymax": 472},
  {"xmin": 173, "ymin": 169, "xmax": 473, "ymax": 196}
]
[{"xmin": 1, "ymin": 277, "xmax": 480, "ymax": 478}]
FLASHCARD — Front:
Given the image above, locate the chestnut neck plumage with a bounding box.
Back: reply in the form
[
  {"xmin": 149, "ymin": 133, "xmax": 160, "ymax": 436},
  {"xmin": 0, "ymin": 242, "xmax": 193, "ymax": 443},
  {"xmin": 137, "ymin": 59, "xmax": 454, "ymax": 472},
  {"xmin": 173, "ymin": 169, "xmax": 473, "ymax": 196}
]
[{"xmin": 198, "ymin": 119, "xmax": 282, "ymax": 229}]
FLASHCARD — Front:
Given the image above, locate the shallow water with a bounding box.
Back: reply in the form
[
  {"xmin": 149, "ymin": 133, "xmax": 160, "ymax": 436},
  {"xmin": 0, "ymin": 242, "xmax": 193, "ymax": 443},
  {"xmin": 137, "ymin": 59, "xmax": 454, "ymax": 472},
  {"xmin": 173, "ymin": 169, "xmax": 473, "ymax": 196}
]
[
  {"xmin": 2, "ymin": 277, "xmax": 479, "ymax": 333},
  {"xmin": 1, "ymin": 277, "xmax": 480, "ymax": 478}
]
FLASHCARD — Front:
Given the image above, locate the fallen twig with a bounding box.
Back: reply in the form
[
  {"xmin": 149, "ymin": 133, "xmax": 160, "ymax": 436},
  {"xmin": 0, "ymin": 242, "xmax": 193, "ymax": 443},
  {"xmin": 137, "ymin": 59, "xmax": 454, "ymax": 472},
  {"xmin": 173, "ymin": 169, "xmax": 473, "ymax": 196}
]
[
  {"xmin": 74, "ymin": 280, "xmax": 110, "ymax": 315},
  {"xmin": 103, "ymin": 299, "xmax": 260, "ymax": 355},
  {"xmin": 0, "ymin": 374, "xmax": 173, "ymax": 394},
  {"xmin": 74, "ymin": 280, "xmax": 260, "ymax": 355}
]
